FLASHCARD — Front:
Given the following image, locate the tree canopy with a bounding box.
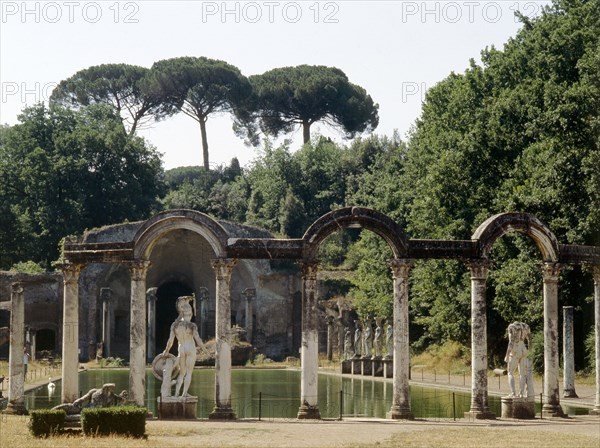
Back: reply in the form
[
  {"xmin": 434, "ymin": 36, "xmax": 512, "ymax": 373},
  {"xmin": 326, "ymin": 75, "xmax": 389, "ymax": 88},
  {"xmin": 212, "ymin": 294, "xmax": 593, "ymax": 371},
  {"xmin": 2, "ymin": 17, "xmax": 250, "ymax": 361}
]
[
  {"xmin": 239, "ymin": 65, "xmax": 379, "ymax": 145},
  {"xmin": 50, "ymin": 63, "xmax": 166, "ymax": 135},
  {"xmin": 146, "ymin": 56, "xmax": 251, "ymax": 170}
]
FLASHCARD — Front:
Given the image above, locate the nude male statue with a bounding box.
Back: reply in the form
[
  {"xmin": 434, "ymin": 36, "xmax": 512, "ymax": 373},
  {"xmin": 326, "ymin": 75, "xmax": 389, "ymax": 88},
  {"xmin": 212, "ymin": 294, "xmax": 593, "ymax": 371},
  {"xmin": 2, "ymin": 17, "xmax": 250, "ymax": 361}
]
[
  {"xmin": 505, "ymin": 321, "xmax": 533, "ymax": 398},
  {"xmin": 162, "ymin": 296, "xmax": 207, "ymax": 397}
]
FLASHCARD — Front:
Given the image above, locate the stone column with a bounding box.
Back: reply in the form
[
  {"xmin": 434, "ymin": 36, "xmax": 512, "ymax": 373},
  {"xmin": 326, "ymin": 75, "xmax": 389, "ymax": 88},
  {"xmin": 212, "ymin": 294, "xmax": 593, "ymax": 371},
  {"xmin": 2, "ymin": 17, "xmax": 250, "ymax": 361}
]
[
  {"xmin": 6, "ymin": 282, "xmax": 27, "ymax": 414},
  {"xmin": 242, "ymin": 287, "xmax": 256, "ymax": 343},
  {"xmin": 60, "ymin": 263, "xmax": 82, "ymax": 404},
  {"xmin": 297, "ymin": 260, "xmax": 321, "ymax": 419},
  {"xmin": 388, "ymin": 259, "xmax": 413, "ymax": 420},
  {"xmin": 542, "ymin": 262, "xmax": 564, "ymax": 417},
  {"xmin": 100, "ymin": 287, "xmax": 112, "ymax": 358},
  {"xmin": 128, "ymin": 260, "xmax": 150, "ymax": 406},
  {"xmin": 465, "ymin": 259, "xmax": 495, "ymax": 419},
  {"xmin": 562, "ymin": 306, "xmax": 577, "ymax": 398},
  {"xmin": 28, "ymin": 328, "xmax": 37, "ymax": 361},
  {"xmin": 591, "ymin": 266, "xmax": 600, "ymax": 416},
  {"xmin": 146, "ymin": 287, "xmax": 158, "ymax": 362},
  {"xmin": 198, "ymin": 287, "xmax": 209, "ymax": 340},
  {"xmin": 326, "ymin": 315, "xmax": 335, "ymax": 361},
  {"xmin": 209, "ymin": 258, "xmax": 237, "ymax": 420}
]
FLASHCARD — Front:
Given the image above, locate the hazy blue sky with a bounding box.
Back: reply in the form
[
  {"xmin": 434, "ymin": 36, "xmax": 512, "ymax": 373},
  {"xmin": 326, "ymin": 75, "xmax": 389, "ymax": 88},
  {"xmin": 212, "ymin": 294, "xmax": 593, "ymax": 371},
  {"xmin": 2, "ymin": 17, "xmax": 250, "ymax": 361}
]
[{"xmin": 1, "ymin": 1, "xmax": 550, "ymax": 169}]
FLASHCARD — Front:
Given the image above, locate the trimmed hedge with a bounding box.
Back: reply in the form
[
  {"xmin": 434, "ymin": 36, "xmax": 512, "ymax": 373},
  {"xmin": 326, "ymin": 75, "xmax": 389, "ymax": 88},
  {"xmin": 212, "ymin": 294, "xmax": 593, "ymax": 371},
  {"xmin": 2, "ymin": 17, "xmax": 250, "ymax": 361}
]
[
  {"xmin": 28, "ymin": 409, "xmax": 66, "ymax": 437},
  {"xmin": 81, "ymin": 406, "xmax": 146, "ymax": 438}
]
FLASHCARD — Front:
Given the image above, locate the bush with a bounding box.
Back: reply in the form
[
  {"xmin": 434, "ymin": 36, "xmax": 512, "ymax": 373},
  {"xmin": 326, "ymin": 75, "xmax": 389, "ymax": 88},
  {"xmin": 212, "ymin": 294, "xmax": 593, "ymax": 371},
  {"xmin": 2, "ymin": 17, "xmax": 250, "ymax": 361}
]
[
  {"xmin": 81, "ymin": 406, "xmax": 146, "ymax": 438},
  {"xmin": 28, "ymin": 409, "xmax": 66, "ymax": 437},
  {"xmin": 584, "ymin": 328, "xmax": 596, "ymax": 373},
  {"xmin": 529, "ymin": 330, "xmax": 545, "ymax": 374}
]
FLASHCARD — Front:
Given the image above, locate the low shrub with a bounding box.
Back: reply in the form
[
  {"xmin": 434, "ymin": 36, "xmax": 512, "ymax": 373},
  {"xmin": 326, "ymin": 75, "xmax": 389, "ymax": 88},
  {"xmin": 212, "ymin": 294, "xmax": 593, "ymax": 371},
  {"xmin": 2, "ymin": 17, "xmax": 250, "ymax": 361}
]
[
  {"xmin": 81, "ymin": 406, "xmax": 146, "ymax": 438},
  {"xmin": 28, "ymin": 409, "xmax": 66, "ymax": 437}
]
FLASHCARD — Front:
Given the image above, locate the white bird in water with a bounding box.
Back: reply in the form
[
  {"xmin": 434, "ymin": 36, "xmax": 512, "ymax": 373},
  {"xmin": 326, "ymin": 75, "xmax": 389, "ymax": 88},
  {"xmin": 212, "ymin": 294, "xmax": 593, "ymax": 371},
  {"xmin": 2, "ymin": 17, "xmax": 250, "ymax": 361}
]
[{"xmin": 47, "ymin": 378, "xmax": 55, "ymax": 390}]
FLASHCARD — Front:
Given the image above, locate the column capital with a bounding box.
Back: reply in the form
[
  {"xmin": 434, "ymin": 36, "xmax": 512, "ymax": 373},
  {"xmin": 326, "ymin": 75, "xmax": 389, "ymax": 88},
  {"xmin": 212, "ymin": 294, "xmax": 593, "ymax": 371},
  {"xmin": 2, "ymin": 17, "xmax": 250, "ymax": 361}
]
[
  {"xmin": 211, "ymin": 258, "xmax": 237, "ymax": 279},
  {"xmin": 591, "ymin": 265, "xmax": 600, "ymax": 285},
  {"xmin": 388, "ymin": 258, "xmax": 413, "ymax": 279},
  {"xmin": 466, "ymin": 259, "xmax": 493, "ymax": 280},
  {"xmin": 57, "ymin": 263, "xmax": 83, "ymax": 284},
  {"xmin": 100, "ymin": 287, "xmax": 113, "ymax": 303},
  {"xmin": 146, "ymin": 287, "xmax": 158, "ymax": 302},
  {"xmin": 299, "ymin": 259, "xmax": 319, "ymax": 279},
  {"xmin": 128, "ymin": 260, "xmax": 150, "ymax": 281},
  {"xmin": 241, "ymin": 287, "xmax": 256, "ymax": 301},
  {"xmin": 11, "ymin": 282, "xmax": 24, "ymax": 295},
  {"xmin": 542, "ymin": 262, "xmax": 561, "ymax": 282}
]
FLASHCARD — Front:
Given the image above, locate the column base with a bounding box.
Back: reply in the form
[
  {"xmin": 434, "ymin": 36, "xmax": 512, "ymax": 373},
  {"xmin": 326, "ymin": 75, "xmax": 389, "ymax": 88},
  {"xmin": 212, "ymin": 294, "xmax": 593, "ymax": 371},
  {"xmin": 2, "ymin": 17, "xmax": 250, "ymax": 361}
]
[
  {"xmin": 297, "ymin": 403, "xmax": 321, "ymax": 419},
  {"xmin": 589, "ymin": 407, "xmax": 600, "ymax": 416},
  {"xmin": 464, "ymin": 410, "xmax": 496, "ymax": 420},
  {"xmin": 208, "ymin": 406, "xmax": 236, "ymax": 420},
  {"xmin": 3, "ymin": 401, "xmax": 28, "ymax": 415},
  {"xmin": 542, "ymin": 404, "xmax": 566, "ymax": 418},
  {"xmin": 388, "ymin": 406, "xmax": 414, "ymax": 420},
  {"xmin": 563, "ymin": 389, "xmax": 578, "ymax": 398}
]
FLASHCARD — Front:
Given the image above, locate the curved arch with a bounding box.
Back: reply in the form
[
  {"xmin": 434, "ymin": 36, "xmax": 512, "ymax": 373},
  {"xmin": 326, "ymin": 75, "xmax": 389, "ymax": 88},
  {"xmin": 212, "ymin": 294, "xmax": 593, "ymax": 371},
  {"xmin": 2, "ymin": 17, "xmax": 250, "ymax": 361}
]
[
  {"xmin": 302, "ymin": 207, "xmax": 409, "ymax": 260},
  {"xmin": 472, "ymin": 212, "xmax": 559, "ymax": 262},
  {"xmin": 133, "ymin": 210, "xmax": 229, "ymax": 260}
]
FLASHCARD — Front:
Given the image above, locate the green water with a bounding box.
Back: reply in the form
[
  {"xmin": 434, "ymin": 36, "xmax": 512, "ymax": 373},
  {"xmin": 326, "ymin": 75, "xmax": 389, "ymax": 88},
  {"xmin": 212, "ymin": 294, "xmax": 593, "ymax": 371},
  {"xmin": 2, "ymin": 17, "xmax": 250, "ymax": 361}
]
[{"xmin": 24, "ymin": 369, "xmax": 590, "ymax": 419}]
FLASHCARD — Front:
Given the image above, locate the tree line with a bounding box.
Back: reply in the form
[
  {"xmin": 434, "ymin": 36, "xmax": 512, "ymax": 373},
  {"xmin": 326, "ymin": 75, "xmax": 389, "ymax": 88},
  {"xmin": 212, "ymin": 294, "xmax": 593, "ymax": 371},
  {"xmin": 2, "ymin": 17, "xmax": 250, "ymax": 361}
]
[{"xmin": 1, "ymin": 0, "xmax": 598, "ymax": 369}]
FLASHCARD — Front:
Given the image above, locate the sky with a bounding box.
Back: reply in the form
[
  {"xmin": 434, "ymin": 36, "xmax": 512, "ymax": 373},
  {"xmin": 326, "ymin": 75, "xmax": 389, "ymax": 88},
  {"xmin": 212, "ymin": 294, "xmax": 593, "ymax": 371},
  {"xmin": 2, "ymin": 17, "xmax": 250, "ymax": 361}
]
[{"xmin": 1, "ymin": 0, "xmax": 551, "ymax": 170}]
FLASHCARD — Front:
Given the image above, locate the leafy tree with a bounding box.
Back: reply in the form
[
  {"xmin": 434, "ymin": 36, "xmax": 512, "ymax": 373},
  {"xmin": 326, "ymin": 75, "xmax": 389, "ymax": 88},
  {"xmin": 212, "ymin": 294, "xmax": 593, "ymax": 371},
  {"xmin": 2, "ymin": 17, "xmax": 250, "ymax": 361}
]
[
  {"xmin": 146, "ymin": 57, "xmax": 251, "ymax": 170},
  {"xmin": 50, "ymin": 63, "xmax": 166, "ymax": 135},
  {"xmin": 240, "ymin": 65, "xmax": 379, "ymax": 144},
  {"xmin": 0, "ymin": 103, "xmax": 164, "ymax": 268}
]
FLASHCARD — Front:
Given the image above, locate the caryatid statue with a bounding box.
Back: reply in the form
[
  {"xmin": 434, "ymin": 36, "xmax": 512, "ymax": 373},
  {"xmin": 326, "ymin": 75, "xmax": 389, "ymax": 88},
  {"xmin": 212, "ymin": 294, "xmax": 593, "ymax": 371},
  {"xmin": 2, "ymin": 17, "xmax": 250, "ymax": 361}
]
[
  {"xmin": 373, "ymin": 319, "xmax": 383, "ymax": 359},
  {"xmin": 385, "ymin": 324, "xmax": 393, "ymax": 359},
  {"xmin": 159, "ymin": 296, "xmax": 208, "ymax": 398},
  {"xmin": 505, "ymin": 321, "xmax": 534, "ymax": 398},
  {"xmin": 353, "ymin": 321, "xmax": 362, "ymax": 358},
  {"xmin": 363, "ymin": 320, "xmax": 373, "ymax": 358},
  {"xmin": 343, "ymin": 327, "xmax": 354, "ymax": 360}
]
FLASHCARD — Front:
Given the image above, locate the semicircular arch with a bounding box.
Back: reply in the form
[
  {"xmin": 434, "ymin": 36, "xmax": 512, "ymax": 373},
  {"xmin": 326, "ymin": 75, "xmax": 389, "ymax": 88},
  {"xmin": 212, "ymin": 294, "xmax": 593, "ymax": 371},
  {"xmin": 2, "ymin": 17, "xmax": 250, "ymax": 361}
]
[
  {"xmin": 302, "ymin": 207, "xmax": 408, "ymax": 260},
  {"xmin": 133, "ymin": 210, "xmax": 229, "ymax": 260},
  {"xmin": 472, "ymin": 212, "xmax": 559, "ymax": 262}
]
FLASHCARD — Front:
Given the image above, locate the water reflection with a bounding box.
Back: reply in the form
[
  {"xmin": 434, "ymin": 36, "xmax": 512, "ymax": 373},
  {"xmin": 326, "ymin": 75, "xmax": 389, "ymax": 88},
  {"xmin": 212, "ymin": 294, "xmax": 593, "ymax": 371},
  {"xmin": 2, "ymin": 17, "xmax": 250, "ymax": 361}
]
[{"xmin": 24, "ymin": 369, "xmax": 590, "ymax": 419}]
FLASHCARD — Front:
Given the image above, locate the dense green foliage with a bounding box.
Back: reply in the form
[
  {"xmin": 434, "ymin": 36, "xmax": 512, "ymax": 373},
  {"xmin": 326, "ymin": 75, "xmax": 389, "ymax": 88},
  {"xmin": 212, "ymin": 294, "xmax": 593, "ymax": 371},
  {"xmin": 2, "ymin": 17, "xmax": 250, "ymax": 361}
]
[
  {"xmin": 81, "ymin": 406, "xmax": 146, "ymax": 437},
  {"xmin": 237, "ymin": 65, "xmax": 379, "ymax": 145},
  {"xmin": 0, "ymin": 103, "xmax": 164, "ymax": 268},
  {"xmin": 28, "ymin": 409, "xmax": 66, "ymax": 437}
]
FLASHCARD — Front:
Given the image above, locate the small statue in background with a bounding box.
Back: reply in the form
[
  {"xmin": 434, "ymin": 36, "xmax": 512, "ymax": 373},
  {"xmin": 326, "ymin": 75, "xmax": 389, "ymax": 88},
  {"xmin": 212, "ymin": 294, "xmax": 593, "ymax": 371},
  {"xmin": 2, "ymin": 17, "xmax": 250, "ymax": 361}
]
[
  {"xmin": 343, "ymin": 327, "xmax": 354, "ymax": 360},
  {"xmin": 363, "ymin": 321, "xmax": 373, "ymax": 358},
  {"xmin": 385, "ymin": 324, "xmax": 393, "ymax": 358},
  {"xmin": 373, "ymin": 319, "xmax": 383, "ymax": 359},
  {"xmin": 353, "ymin": 321, "xmax": 362, "ymax": 358},
  {"xmin": 505, "ymin": 321, "xmax": 534, "ymax": 398}
]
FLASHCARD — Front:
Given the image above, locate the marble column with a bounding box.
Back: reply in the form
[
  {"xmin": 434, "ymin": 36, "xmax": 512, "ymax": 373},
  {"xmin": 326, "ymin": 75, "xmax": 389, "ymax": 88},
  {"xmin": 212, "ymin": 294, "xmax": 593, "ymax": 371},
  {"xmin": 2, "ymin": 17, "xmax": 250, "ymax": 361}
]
[
  {"xmin": 30, "ymin": 329, "xmax": 37, "ymax": 361},
  {"xmin": 326, "ymin": 315, "xmax": 335, "ymax": 361},
  {"xmin": 542, "ymin": 262, "xmax": 564, "ymax": 417},
  {"xmin": 591, "ymin": 265, "xmax": 600, "ymax": 416},
  {"xmin": 465, "ymin": 259, "xmax": 495, "ymax": 419},
  {"xmin": 198, "ymin": 287, "xmax": 209, "ymax": 340},
  {"xmin": 562, "ymin": 306, "xmax": 577, "ymax": 398},
  {"xmin": 146, "ymin": 287, "xmax": 158, "ymax": 362},
  {"xmin": 209, "ymin": 258, "xmax": 237, "ymax": 420},
  {"xmin": 6, "ymin": 282, "xmax": 27, "ymax": 414},
  {"xmin": 60, "ymin": 263, "xmax": 82, "ymax": 404},
  {"xmin": 128, "ymin": 260, "xmax": 150, "ymax": 406},
  {"xmin": 100, "ymin": 287, "xmax": 112, "ymax": 358},
  {"xmin": 388, "ymin": 259, "xmax": 413, "ymax": 420},
  {"xmin": 297, "ymin": 260, "xmax": 321, "ymax": 419},
  {"xmin": 242, "ymin": 287, "xmax": 256, "ymax": 343}
]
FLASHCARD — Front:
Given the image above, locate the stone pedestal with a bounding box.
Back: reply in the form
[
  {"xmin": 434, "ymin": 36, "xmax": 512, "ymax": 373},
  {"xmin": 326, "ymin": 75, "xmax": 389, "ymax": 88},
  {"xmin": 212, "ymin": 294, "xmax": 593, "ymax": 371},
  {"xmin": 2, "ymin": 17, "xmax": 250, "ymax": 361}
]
[
  {"xmin": 383, "ymin": 359, "xmax": 393, "ymax": 378},
  {"xmin": 341, "ymin": 360, "xmax": 351, "ymax": 374},
  {"xmin": 361, "ymin": 358, "xmax": 372, "ymax": 376},
  {"xmin": 501, "ymin": 397, "xmax": 535, "ymax": 419},
  {"xmin": 351, "ymin": 359, "xmax": 361, "ymax": 375},
  {"xmin": 372, "ymin": 359, "xmax": 384, "ymax": 377},
  {"xmin": 158, "ymin": 396, "xmax": 198, "ymax": 419},
  {"xmin": 464, "ymin": 410, "xmax": 497, "ymax": 420}
]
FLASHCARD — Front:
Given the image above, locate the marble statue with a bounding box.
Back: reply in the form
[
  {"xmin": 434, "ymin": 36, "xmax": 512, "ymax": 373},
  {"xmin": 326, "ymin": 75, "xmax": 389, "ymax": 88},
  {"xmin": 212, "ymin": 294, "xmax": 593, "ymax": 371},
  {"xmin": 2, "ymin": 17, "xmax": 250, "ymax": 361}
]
[
  {"xmin": 385, "ymin": 324, "xmax": 393, "ymax": 359},
  {"xmin": 162, "ymin": 296, "xmax": 207, "ymax": 397},
  {"xmin": 363, "ymin": 322, "xmax": 372, "ymax": 358},
  {"xmin": 353, "ymin": 322, "xmax": 362, "ymax": 358},
  {"xmin": 343, "ymin": 327, "xmax": 354, "ymax": 360},
  {"xmin": 373, "ymin": 323, "xmax": 383, "ymax": 359},
  {"xmin": 505, "ymin": 321, "xmax": 534, "ymax": 398},
  {"xmin": 52, "ymin": 383, "xmax": 127, "ymax": 415}
]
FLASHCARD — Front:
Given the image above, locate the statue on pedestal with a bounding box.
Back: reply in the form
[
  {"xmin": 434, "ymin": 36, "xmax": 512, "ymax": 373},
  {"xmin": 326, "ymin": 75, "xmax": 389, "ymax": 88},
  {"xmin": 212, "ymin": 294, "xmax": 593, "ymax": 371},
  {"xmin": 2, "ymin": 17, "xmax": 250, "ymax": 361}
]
[
  {"xmin": 343, "ymin": 327, "xmax": 354, "ymax": 360},
  {"xmin": 505, "ymin": 321, "xmax": 534, "ymax": 398},
  {"xmin": 385, "ymin": 324, "xmax": 393, "ymax": 359},
  {"xmin": 363, "ymin": 320, "xmax": 373, "ymax": 358},
  {"xmin": 373, "ymin": 320, "xmax": 383, "ymax": 359},
  {"xmin": 353, "ymin": 321, "xmax": 362, "ymax": 358},
  {"xmin": 157, "ymin": 296, "xmax": 207, "ymax": 398}
]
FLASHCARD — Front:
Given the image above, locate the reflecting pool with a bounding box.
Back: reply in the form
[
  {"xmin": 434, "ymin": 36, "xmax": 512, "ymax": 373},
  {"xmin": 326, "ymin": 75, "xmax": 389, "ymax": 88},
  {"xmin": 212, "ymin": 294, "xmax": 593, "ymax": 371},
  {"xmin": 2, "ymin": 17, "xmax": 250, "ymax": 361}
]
[{"xmin": 24, "ymin": 369, "xmax": 590, "ymax": 419}]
